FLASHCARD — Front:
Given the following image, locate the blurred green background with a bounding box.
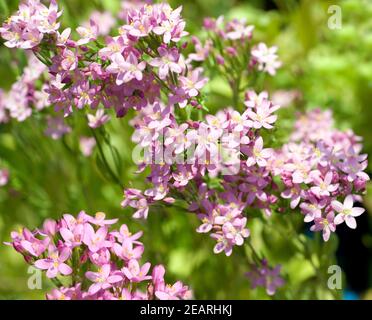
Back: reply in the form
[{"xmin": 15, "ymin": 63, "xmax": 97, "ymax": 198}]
[{"xmin": 0, "ymin": 0, "xmax": 371, "ymax": 299}]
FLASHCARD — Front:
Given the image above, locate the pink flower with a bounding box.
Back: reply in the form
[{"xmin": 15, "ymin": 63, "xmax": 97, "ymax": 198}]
[
  {"xmin": 35, "ymin": 247, "xmax": 72, "ymax": 278},
  {"xmin": 113, "ymin": 239, "xmax": 144, "ymax": 261},
  {"xmin": 244, "ymin": 90, "xmax": 269, "ymax": 109},
  {"xmin": 281, "ymin": 184, "xmax": 302, "ymax": 209},
  {"xmin": 121, "ymin": 189, "xmax": 150, "ymax": 219},
  {"xmin": 251, "ymin": 42, "xmax": 282, "ymax": 76},
  {"xmin": 87, "ymin": 109, "xmax": 111, "ymax": 128},
  {"xmin": 246, "ymin": 137, "xmax": 273, "ymax": 167},
  {"xmin": 178, "ymin": 68, "xmax": 208, "ymax": 98},
  {"xmin": 113, "ymin": 224, "xmax": 143, "ymax": 243},
  {"xmin": 332, "ymin": 195, "xmax": 365, "ymax": 229},
  {"xmin": 122, "ymin": 259, "xmax": 151, "ymax": 282},
  {"xmin": 106, "ymin": 52, "xmax": 146, "ymax": 85},
  {"xmin": 76, "ymin": 20, "xmax": 98, "ymax": 45},
  {"xmin": 310, "ymin": 171, "xmax": 339, "ymax": 197},
  {"xmin": 85, "ymin": 264, "xmax": 123, "ymax": 294},
  {"xmin": 149, "ymin": 47, "xmax": 184, "ymax": 80},
  {"xmin": 60, "ymin": 224, "xmax": 84, "ymax": 248},
  {"xmin": 20, "ymin": 231, "xmax": 49, "ymax": 257},
  {"xmin": 244, "ymin": 100, "xmax": 279, "ymax": 129},
  {"xmin": 310, "ymin": 212, "xmax": 336, "ymax": 241},
  {"xmin": 79, "ymin": 137, "xmax": 96, "ymax": 157},
  {"xmin": 83, "ymin": 224, "xmax": 109, "ymax": 252},
  {"xmin": 300, "ymin": 197, "xmax": 326, "ymax": 222},
  {"xmin": 155, "ymin": 281, "xmax": 191, "ymax": 300},
  {"xmin": 226, "ymin": 20, "xmax": 254, "ymax": 40},
  {"xmin": 88, "ymin": 212, "xmax": 118, "ymax": 226},
  {"xmin": 0, "ymin": 169, "xmax": 9, "ymax": 187},
  {"xmin": 99, "ymin": 36, "xmax": 126, "ymax": 59},
  {"xmin": 61, "ymin": 49, "xmax": 78, "ymax": 71},
  {"xmin": 46, "ymin": 284, "xmax": 82, "ymax": 300}
]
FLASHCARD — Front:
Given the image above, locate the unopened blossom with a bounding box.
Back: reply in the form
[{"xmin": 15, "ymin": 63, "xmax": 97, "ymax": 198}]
[{"xmin": 332, "ymin": 195, "xmax": 365, "ymax": 229}]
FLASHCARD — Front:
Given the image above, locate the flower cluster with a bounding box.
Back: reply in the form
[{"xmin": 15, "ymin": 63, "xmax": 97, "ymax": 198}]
[
  {"xmin": 7, "ymin": 211, "xmax": 191, "ymax": 300},
  {"xmin": 0, "ymin": 55, "xmax": 48, "ymax": 122},
  {"xmin": 123, "ymin": 90, "xmax": 280, "ymax": 255},
  {"xmin": 0, "ymin": 0, "xmax": 61, "ymax": 49},
  {"xmin": 270, "ymin": 109, "xmax": 369, "ymax": 241}
]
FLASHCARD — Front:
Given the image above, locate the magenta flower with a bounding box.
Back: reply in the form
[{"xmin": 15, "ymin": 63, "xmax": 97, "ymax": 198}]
[
  {"xmin": 35, "ymin": 247, "xmax": 72, "ymax": 278},
  {"xmin": 85, "ymin": 264, "xmax": 123, "ymax": 295},
  {"xmin": 332, "ymin": 195, "xmax": 365, "ymax": 229},
  {"xmin": 122, "ymin": 259, "xmax": 151, "ymax": 282},
  {"xmin": 107, "ymin": 52, "xmax": 146, "ymax": 85}
]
